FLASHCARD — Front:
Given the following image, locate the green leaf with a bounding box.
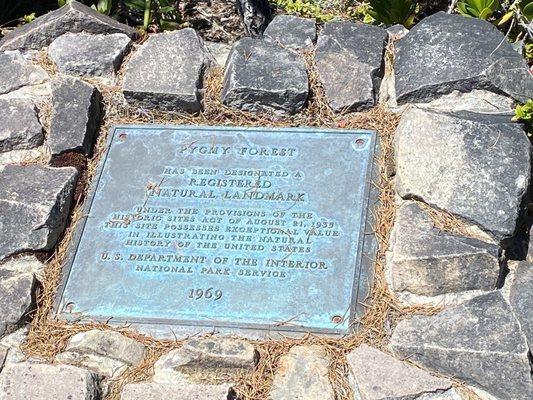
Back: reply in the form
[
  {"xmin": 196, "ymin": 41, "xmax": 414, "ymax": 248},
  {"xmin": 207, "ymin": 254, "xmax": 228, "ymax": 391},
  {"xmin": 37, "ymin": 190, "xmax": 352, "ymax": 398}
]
[
  {"xmin": 124, "ymin": 0, "xmax": 145, "ymax": 11},
  {"xmin": 368, "ymin": 0, "xmax": 416, "ymax": 25},
  {"xmin": 457, "ymin": 2, "xmax": 470, "ymax": 15},
  {"xmin": 159, "ymin": 19, "xmax": 179, "ymax": 31},
  {"xmin": 23, "ymin": 13, "xmax": 36, "ymax": 23},
  {"xmin": 523, "ymin": 2, "xmax": 533, "ymax": 20},
  {"xmin": 471, "ymin": 0, "xmax": 484, "ymax": 11},
  {"xmin": 479, "ymin": 8, "xmax": 492, "ymax": 19},
  {"xmin": 466, "ymin": 5, "xmax": 480, "ymax": 16},
  {"xmin": 157, "ymin": 6, "xmax": 176, "ymax": 13}
]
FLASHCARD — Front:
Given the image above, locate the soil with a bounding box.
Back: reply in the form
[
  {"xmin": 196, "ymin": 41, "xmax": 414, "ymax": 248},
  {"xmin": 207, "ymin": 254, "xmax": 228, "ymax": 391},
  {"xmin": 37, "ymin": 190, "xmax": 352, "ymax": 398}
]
[
  {"xmin": 182, "ymin": 0, "xmax": 245, "ymax": 42},
  {"xmin": 50, "ymin": 152, "xmax": 89, "ymax": 205}
]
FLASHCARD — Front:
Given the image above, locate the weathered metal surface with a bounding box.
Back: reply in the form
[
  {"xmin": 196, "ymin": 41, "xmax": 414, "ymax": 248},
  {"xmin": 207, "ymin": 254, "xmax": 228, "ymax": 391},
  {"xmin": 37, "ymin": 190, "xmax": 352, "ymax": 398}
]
[{"xmin": 56, "ymin": 125, "xmax": 377, "ymax": 337}]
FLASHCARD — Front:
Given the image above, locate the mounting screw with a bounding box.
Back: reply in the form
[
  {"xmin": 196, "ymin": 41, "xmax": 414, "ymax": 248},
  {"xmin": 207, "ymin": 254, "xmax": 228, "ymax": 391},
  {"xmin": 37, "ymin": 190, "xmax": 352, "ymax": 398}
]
[
  {"xmin": 355, "ymin": 138, "xmax": 365, "ymax": 148},
  {"xmin": 331, "ymin": 315, "xmax": 343, "ymax": 324},
  {"xmin": 118, "ymin": 132, "xmax": 128, "ymax": 141}
]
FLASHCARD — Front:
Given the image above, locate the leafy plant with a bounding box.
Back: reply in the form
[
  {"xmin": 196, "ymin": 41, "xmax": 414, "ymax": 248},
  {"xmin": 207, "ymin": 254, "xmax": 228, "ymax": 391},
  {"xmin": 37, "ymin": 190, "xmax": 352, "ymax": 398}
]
[
  {"xmin": 514, "ymin": 99, "xmax": 533, "ymax": 122},
  {"xmin": 344, "ymin": 2, "xmax": 375, "ymax": 23},
  {"xmin": 92, "ymin": 0, "xmax": 112, "ymax": 15},
  {"xmin": 367, "ymin": 0, "xmax": 417, "ymax": 27},
  {"xmin": 22, "ymin": 13, "xmax": 36, "ymax": 23},
  {"xmin": 123, "ymin": 0, "xmax": 182, "ymax": 31},
  {"xmin": 520, "ymin": 0, "xmax": 533, "ymax": 21},
  {"xmin": 456, "ymin": 0, "xmax": 501, "ymax": 20},
  {"xmin": 272, "ymin": 0, "xmax": 335, "ymax": 23},
  {"xmin": 58, "ymin": 0, "xmax": 111, "ymax": 15},
  {"xmin": 525, "ymin": 42, "xmax": 533, "ymax": 61},
  {"xmin": 513, "ymin": 99, "xmax": 533, "ymax": 135}
]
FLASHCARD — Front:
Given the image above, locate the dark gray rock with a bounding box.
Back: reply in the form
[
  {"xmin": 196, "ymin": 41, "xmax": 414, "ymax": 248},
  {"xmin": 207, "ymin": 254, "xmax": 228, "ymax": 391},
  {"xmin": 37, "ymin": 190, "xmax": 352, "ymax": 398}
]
[
  {"xmin": 391, "ymin": 291, "xmax": 533, "ymax": 400},
  {"xmin": 415, "ymin": 89, "xmax": 516, "ymax": 114},
  {"xmin": 347, "ymin": 344, "xmax": 459, "ymax": 400},
  {"xmin": 48, "ymin": 33, "xmax": 132, "ymax": 78},
  {"xmin": 222, "ymin": 38, "xmax": 308, "ymax": 114},
  {"xmin": 205, "ymin": 41, "xmax": 232, "ymax": 67},
  {"xmin": 264, "ymin": 15, "xmax": 316, "ymax": 50},
  {"xmin": 0, "ymin": 164, "xmax": 77, "ymax": 260},
  {"xmin": 395, "ymin": 108, "xmax": 531, "ymax": 242},
  {"xmin": 395, "ymin": 12, "xmax": 533, "ymax": 104},
  {"xmin": 0, "ymin": 99, "xmax": 43, "ymax": 153},
  {"xmin": 0, "ymin": 363, "xmax": 101, "ymax": 399},
  {"xmin": 509, "ymin": 262, "xmax": 533, "ymax": 346},
  {"xmin": 49, "ymin": 75, "xmax": 102, "ymax": 156},
  {"xmin": 388, "ymin": 202, "xmax": 500, "ymax": 297},
  {"xmin": 0, "ymin": 52, "xmax": 48, "ymax": 95},
  {"xmin": 315, "ymin": 22, "xmax": 387, "ymax": 112},
  {"xmin": 0, "ymin": 0, "xmax": 137, "ymax": 51},
  {"xmin": 123, "ymin": 29, "xmax": 211, "ymax": 112},
  {"xmin": 0, "ymin": 258, "xmax": 39, "ymax": 337}
]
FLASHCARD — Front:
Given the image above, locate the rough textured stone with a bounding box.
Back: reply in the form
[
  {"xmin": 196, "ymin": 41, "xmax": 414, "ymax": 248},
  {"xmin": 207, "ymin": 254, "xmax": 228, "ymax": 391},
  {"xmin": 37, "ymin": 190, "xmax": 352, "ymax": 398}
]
[
  {"xmin": 527, "ymin": 234, "xmax": 533, "ymax": 263},
  {"xmin": 64, "ymin": 330, "xmax": 146, "ymax": 365},
  {"xmin": 391, "ymin": 291, "xmax": 533, "ymax": 400},
  {"xmin": 49, "ymin": 75, "xmax": 102, "ymax": 156},
  {"xmin": 205, "ymin": 41, "xmax": 232, "ymax": 67},
  {"xmin": 121, "ymin": 381, "xmax": 231, "ymax": 400},
  {"xmin": 387, "ymin": 202, "xmax": 500, "ymax": 298},
  {"xmin": 395, "ymin": 12, "xmax": 533, "ymax": 104},
  {"xmin": 48, "ymin": 33, "xmax": 131, "ymax": 78},
  {"xmin": 0, "ymin": 331, "xmax": 45, "ymax": 365},
  {"xmin": 395, "ymin": 108, "xmax": 530, "ymax": 242},
  {"xmin": 154, "ymin": 338, "xmax": 256, "ymax": 382},
  {"xmin": 123, "ymin": 29, "xmax": 210, "ymax": 112},
  {"xmin": 0, "ymin": 51, "xmax": 48, "ymax": 95},
  {"xmin": 0, "ymin": 81, "xmax": 51, "ymax": 103},
  {"xmin": 347, "ymin": 344, "xmax": 459, "ymax": 400},
  {"xmin": 10, "ymin": 256, "xmax": 45, "ymax": 281},
  {"xmin": 0, "ymin": 345, "xmax": 6, "ymax": 370},
  {"xmin": 264, "ymin": 15, "xmax": 316, "ymax": 50},
  {"xmin": 222, "ymin": 38, "xmax": 308, "ymax": 114},
  {"xmin": 0, "ymin": 362, "xmax": 101, "ymax": 400},
  {"xmin": 0, "ymin": 164, "xmax": 77, "ymax": 260},
  {"xmin": 0, "ymin": 258, "xmax": 41, "ymax": 337},
  {"xmin": 509, "ymin": 262, "xmax": 533, "ymax": 346},
  {"xmin": 386, "ymin": 24, "xmax": 408, "ymax": 39},
  {"xmin": 269, "ymin": 345, "xmax": 334, "ymax": 400},
  {"xmin": 57, "ymin": 351, "xmax": 128, "ymax": 379},
  {"xmin": 57, "ymin": 329, "xmax": 146, "ymax": 377},
  {"xmin": 0, "ymin": 98, "xmax": 43, "ymax": 153},
  {"xmin": 0, "ymin": 0, "xmax": 137, "ymax": 51},
  {"xmin": 315, "ymin": 22, "xmax": 387, "ymax": 112},
  {"xmin": 0, "ymin": 327, "xmax": 31, "ymax": 364},
  {"xmin": 415, "ymin": 90, "xmax": 516, "ymax": 114}
]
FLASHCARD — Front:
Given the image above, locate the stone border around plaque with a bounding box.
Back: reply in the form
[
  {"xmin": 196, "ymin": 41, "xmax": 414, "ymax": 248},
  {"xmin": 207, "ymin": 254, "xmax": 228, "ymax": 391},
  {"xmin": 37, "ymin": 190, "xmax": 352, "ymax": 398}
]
[{"xmin": 55, "ymin": 125, "xmax": 379, "ymax": 338}]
